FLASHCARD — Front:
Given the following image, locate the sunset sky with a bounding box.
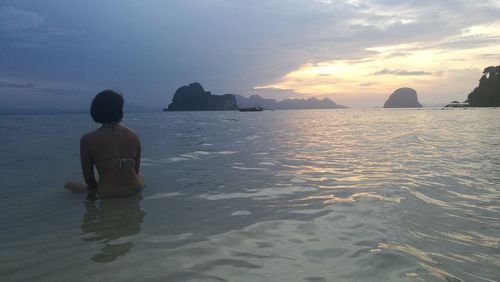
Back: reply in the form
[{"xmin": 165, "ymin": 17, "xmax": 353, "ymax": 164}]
[{"xmin": 1, "ymin": 0, "xmax": 499, "ymax": 109}]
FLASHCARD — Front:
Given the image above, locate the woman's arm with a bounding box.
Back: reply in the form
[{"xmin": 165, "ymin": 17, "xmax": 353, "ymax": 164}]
[
  {"xmin": 80, "ymin": 137, "xmax": 98, "ymax": 190},
  {"xmin": 135, "ymin": 138, "xmax": 141, "ymax": 174}
]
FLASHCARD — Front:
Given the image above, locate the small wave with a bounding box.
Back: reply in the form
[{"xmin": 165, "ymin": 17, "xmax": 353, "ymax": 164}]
[
  {"xmin": 145, "ymin": 192, "xmax": 183, "ymax": 200},
  {"xmin": 180, "ymin": 154, "xmax": 199, "ymax": 159},
  {"xmin": 197, "ymin": 186, "xmax": 317, "ymax": 200},
  {"xmin": 232, "ymin": 166, "xmax": 269, "ymax": 171},
  {"xmin": 192, "ymin": 151, "xmax": 211, "ymax": 155},
  {"xmin": 218, "ymin": 151, "xmax": 238, "ymax": 155},
  {"xmin": 420, "ymin": 263, "xmax": 464, "ymax": 282},
  {"xmin": 298, "ymin": 192, "xmax": 402, "ymax": 204},
  {"xmin": 231, "ymin": 210, "xmax": 251, "ymax": 216},
  {"xmin": 245, "ymin": 135, "xmax": 261, "ymax": 140},
  {"xmin": 409, "ymin": 190, "xmax": 450, "ymax": 207},
  {"xmin": 167, "ymin": 157, "xmax": 190, "ymax": 162},
  {"xmin": 378, "ymin": 243, "xmax": 436, "ymax": 263},
  {"xmin": 258, "ymin": 162, "xmax": 276, "ymax": 166}
]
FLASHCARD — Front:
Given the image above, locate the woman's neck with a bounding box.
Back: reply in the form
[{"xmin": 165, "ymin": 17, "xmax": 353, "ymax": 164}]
[
  {"xmin": 101, "ymin": 122, "xmax": 120, "ymax": 134},
  {"xmin": 101, "ymin": 122, "xmax": 120, "ymax": 127}
]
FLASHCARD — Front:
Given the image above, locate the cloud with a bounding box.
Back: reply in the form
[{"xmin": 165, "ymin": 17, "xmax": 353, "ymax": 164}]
[
  {"xmin": 0, "ymin": 6, "xmax": 77, "ymax": 49},
  {"xmin": 480, "ymin": 53, "xmax": 500, "ymax": 60},
  {"xmin": 0, "ymin": 7, "xmax": 44, "ymax": 32},
  {"xmin": 250, "ymin": 87, "xmax": 307, "ymax": 100},
  {"xmin": 0, "ymin": 80, "xmax": 36, "ymax": 89},
  {"xmin": 372, "ymin": 69, "xmax": 434, "ymax": 76},
  {"xmin": 0, "ymin": 76, "xmax": 92, "ymax": 109},
  {"xmin": 0, "ymin": 76, "xmax": 89, "ymax": 96},
  {"xmin": 436, "ymin": 34, "xmax": 500, "ymax": 50},
  {"xmin": 358, "ymin": 82, "xmax": 377, "ymax": 87},
  {"xmin": 1, "ymin": 0, "xmax": 500, "ymax": 108},
  {"xmin": 386, "ymin": 52, "xmax": 410, "ymax": 57}
]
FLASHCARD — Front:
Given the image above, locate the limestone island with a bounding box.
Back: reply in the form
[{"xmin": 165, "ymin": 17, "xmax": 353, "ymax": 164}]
[
  {"xmin": 164, "ymin": 82, "xmax": 238, "ymax": 111},
  {"xmin": 467, "ymin": 65, "xmax": 500, "ymax": 107},
  {"xmin": 383, "ymin": 88, "xmax": 422, "ymax": 108},
  {"xmin": 234, "ymin": 94, "xmax": 347, "ymax": 110},
  {"xmin": 164, "ymin": 82, "xmax": 347, "ymax": 111}
]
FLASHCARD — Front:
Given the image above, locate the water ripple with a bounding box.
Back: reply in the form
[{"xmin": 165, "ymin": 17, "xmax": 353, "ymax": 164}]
[{"xmin": 1, "ymin": 109, "xmax": 500, "ymax": 281}]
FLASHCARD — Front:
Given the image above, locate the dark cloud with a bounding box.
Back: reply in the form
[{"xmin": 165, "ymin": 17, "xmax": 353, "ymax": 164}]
[
  {"xmin": 250, "ymin": 87, "xmax": 307, "ymax": 100},
  {"xmin": 0, "ymin": 13, "xmax": 77, "ymax": 49},
  {"xmin": 0, "ymin": 80, "xmax": 36, "ymax": 88},
  {"xmin": 358, "ymin": 82, "xmax": 377, "ymax": 87},
  {"xmin": 372, "ymin": 69, "xmax": 434, "ymax": 76},
  {"xmin": 0, "ymin": 7, "xmax": 43, "ymax": 31},
  {"xmin": 0, "ymin": 0, "xmax": 499, "ymax": 108},
  {"xmin": 38, "ymin": 87, "xmax": 88, "ymax": 97},
  {"xmin": 436, "ymin": 35, "xmax": 500, "ymax": 50},
  {"xmin": 480, "ymin": 53, "xmax": 500, "ymax": 60},
  {"xmin": 387, "ymin": 52, "xmax": 410, "ymax": 58},
  {"xmin": 0, "ymin": 77, "xmax": 90, "ymax": 108}
]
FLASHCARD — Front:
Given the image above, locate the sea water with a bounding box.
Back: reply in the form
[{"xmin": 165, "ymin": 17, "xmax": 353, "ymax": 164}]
[{"xmin": 0, "ymin": 109, "xmax": 499, "ymax": 281}]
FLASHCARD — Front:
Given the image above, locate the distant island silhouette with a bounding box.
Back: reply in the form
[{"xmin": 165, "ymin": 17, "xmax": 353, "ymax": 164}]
[
  {"xmin": 234, "ymin": 94, "xmax": 347, "ymax": 110},
  {"xmin": 467, "ymin": 65, "xmax": 500, "ymax": 107},
  {"xmin": 383, "ymin": 88, "xmax": 422, "ymax": 108},
  {"xmin": 164, "ymin": 82, "xmax": 347, "ymax": 111},
  {"xmin": 165, "ymin": 82, "xmax": 238, "ymax": 111}
]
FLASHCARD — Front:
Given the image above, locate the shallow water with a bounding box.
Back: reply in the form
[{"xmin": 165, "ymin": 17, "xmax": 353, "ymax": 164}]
[{"xmin": 1, "ymin": 109, "xmax": 499, "ymax": 281}]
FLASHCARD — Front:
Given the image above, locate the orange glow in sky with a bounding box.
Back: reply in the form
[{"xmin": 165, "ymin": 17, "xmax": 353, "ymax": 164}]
[{"xmin": 255, "ymin": 23, "xmax": 500, "ymax": 107}]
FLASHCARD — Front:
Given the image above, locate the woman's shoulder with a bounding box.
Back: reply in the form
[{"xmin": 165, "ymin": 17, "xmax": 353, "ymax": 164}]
[
  {"xmin": 80, "ymin": 129, "xmax": 100, "ymax": 143},
  {"xmin": 119, "ymin": 124, "xmax": 139, "ymax": 137},
  {"xmin": 119, "ymin": 125, "xmax": 140, "ymax": 147},
  {"xmin": 80, "ymin": 124, "xmax": 138, "ymax": 143}
]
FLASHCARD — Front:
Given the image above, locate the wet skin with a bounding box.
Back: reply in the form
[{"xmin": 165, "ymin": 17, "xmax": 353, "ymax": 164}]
[{"xmin": 65, "ymin": 123, "xmax": 144, "ymax": 197}]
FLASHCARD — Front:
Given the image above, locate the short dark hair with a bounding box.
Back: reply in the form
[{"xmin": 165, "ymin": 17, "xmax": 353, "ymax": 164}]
[{"xmin": 90, "ymin": 90, "xmax": 124, "ymax": 123}]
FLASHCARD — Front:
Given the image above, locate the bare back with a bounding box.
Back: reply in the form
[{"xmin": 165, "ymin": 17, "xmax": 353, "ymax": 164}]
[{"xmin": 80, "ymin": 123, "xmax": 143, "ymax": 197}]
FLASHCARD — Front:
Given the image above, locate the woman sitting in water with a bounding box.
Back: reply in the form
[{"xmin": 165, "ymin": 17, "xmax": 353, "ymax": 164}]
[{"xmin": 65, "ymin": 90, "xmax": 144, "ymax": 197}]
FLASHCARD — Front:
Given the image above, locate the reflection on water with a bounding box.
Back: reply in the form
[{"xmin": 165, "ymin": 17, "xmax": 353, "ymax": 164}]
[
  {"xmin": 299, "ymin": 192, "xmax": 403, "ymax": 204},
  {"xmin": 81, "ymin": 193, "xmax": 145, "ymax": 263},
  {"xmin": 1, "ymin": 109, "xmax": 500, "ymax": 281}
]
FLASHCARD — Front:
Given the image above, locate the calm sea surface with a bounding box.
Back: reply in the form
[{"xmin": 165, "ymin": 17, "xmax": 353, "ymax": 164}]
[{"xmin": 1, "ymin": 109, "xmax": 499, "ymax": 281}]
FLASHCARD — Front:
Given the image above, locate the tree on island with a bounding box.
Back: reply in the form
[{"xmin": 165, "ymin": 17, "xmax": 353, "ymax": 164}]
[{"xmin": 467, "ymin": 65, "xmax": 500, "ymax": 107}]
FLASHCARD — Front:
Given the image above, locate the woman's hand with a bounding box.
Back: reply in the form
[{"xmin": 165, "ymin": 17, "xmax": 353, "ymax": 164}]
[{"xmin": 64, "ymin": 182, "xmax": 90, "ymax": 193}]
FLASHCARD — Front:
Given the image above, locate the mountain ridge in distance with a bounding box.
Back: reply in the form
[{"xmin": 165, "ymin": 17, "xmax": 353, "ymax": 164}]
[{"xmin": 233, "ymin": 94, "xmax": 347, "ymax": 110}]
